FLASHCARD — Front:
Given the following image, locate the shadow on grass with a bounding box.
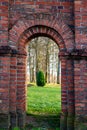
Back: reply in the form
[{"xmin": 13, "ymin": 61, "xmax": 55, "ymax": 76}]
[
  {"xmin": 27, "ymin": 83, "xmax": 35, "ymax": 87},
  {"xmin": 26, "ymin": 113, "xmax": 60, "ymax": 129}
]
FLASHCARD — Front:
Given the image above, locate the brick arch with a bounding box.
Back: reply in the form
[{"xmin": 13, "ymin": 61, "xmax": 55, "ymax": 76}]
[
  {"xmin": 18, "ymin": 25, "xmax": 65, "ymax": 52},
  {"xmin": 1, "ymin": 0, "xmax": 87, "ymax": 129},
  {"xmin": 9, "ymin": 16, "xmax": 74, "ymax": 51},
  {"xmin": 9, "ymin": 16, "xmax": 75, "ymax": 130}
]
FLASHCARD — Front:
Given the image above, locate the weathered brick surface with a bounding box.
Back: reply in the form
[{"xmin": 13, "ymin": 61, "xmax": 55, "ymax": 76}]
[
  {"xmin": 17, "ymin": 55, "xmax": 27, "ymax": 112},
  {"xmin": 75, "ymin": 1, "xmax": 87, "ymax": 49},
  {"xmin": 0, "ymin": 56, "xmax": 10, "ymax": 113},
  {"xmin": 0, "ymin": 0, "xmax": 9, "ymax": 46},
  {"xmin": 0, "ymin": 0, "xmax": 87, "ymax": 129}
]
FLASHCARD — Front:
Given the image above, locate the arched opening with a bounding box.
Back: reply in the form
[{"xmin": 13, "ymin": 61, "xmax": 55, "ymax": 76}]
[
  {"xmin": 26, "ymin": 36, "xmax": 61, "ymax": 129},
  {"xmin": 9, "ymin": 20, "xmax": 75, "ymax": 129},
  {"xmin": 16, "ymin": 27, "xmax": 65, "ymax": 129}
]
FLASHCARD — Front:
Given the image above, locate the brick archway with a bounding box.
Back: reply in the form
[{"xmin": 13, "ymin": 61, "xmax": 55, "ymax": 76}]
[
  {"xmin": 8, "ymin": 16, "xmax": 75, "ymax": 129},
  {"xmin": 1, "ymin": 1, "xmax": 87, "ymax": 129},
  {"xmin": 9, "ymin": 14, "xmax": 74, "ymax": 51}
]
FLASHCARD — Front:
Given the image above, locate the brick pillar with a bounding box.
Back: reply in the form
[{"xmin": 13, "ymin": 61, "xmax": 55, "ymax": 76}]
[
  {"xmin": 60, "ymin": 52, "xmax": 75, "ymax": 130},
  {"xmin": 74, "ymin": 59, "xmax": 87, "ymax": 130},
  {"xmin": 17, "ymin": 54, "xmax": 27, "ymax": 128},
  {"xmin": 0, "ymin": 56, "xmax": 10, "ymax": 129},
  {"xmin": 9, "ymin": 55, "xmax": 17, "ymax": 128},
  {"xmin": 67, "ymin": 59, "xmax": 75, "ymax": 130},
  {"xmin": 0, "ymin": 1, "xmax": 9, "ymax": 128},
  {"xmin": 60, "ymin": 57, "xmax": 67, "ymax": 130}
]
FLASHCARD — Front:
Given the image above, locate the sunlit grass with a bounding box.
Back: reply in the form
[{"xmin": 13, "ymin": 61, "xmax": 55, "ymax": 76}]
[{"xmin": 27, "ymin": 83, "xmax": 61, "ymax": 115}]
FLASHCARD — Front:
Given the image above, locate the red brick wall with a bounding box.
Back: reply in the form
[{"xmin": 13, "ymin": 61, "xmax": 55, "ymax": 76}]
[
  {"xmin": 17, "ymin": 55, "xmax": 26, "ymax": 112},
  {"xmin": 9, "ymin": 1, "xmax": 74, "ymax": 30},
  {"xmin": 75, "ymin": 1, "xmax": 87, "ymax": 49},
  {"xmin": 0, "ymin": 0, "xmax": 9, "ymax": 46},
  {"xmin": 74, "ymin": 1, "xmax": 87, "ymax": 129},
  {"xmin": 10, "ymin": 56, "xmax": 17, "ymax": 112},
  {"xmin": 0, "ymin": 1, "xmax": 9, "ymax": 119},
  {"xmin": 0, "ymin": 57, "xmax": 10, "ymax": 113},
  {"xmin": 0, "ymin": 0, "xmax": 87, "ymax": 129}
]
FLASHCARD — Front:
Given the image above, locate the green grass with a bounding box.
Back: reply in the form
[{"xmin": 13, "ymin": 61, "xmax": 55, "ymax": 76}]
[
  {"xmin": 27, "ymin": 83, "xmax": 61, "ymax": 115},
  {"xmin": 26, "ymin": 84, "xmax": 61, "ymax": 129}
]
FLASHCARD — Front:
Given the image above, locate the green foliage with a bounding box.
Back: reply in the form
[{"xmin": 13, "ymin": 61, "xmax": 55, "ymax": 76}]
[
  {"xmin": 12, "ymin": 127, "xmax": 20, "ymax": 130},
  {"xmin": 36, "ymin": 71, "xmax": 46, "ymax": 87}
]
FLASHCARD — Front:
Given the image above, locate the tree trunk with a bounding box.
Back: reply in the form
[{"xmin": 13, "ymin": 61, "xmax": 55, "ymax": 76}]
[{"xmin": 57, "ymin": 58, "xmax": 60, "ymax": 84}]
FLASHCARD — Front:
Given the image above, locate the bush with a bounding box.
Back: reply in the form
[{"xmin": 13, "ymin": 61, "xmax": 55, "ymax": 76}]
[{"xmin": 36, "ymin": 70, "xmax": 46, "ymax": 87}]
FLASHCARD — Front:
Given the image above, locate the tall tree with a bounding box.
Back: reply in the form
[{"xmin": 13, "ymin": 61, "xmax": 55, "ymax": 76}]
[{"xmin": 27, "ymin": 37, "xmax": 60, "ymax": 84}]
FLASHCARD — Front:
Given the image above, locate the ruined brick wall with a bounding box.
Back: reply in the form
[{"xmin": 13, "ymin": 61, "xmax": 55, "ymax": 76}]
[{"xmin": 0, "ymin": 0, "xmax": 87, "ymax": 129}]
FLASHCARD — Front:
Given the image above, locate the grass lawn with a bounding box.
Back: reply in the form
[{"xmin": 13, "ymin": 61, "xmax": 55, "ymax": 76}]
[
  {"xmin": 26, "ymin": 83, "xmax": 61, "ymax": 129},
  {"xmin": 27, "ymin": 83, "xmax": 61, "ymax": 115}
]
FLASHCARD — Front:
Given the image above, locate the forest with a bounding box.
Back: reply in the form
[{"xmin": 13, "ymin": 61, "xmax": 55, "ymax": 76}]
[{"xmin": 27, "ymin": 37, "xmax": 61, "ymax": 84}]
